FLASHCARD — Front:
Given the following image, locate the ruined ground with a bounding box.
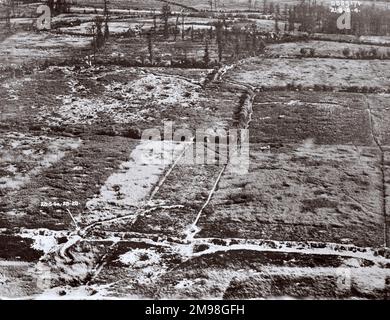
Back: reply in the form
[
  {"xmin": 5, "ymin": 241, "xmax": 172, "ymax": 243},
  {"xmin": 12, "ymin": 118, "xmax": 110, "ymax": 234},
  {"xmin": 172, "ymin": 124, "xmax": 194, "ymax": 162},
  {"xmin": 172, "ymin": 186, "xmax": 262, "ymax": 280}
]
[{"xmin": 0, "ymin": 5, "xmax": 390, "ymax": 300}]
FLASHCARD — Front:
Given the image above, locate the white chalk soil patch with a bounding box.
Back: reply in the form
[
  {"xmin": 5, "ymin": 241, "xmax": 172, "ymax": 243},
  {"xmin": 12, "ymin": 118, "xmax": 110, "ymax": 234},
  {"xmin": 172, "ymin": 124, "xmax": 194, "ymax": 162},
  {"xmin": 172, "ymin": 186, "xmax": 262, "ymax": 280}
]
[
  {"xmin": 83, "ymin": 140, "xmax": 186, "ymax": 224},
  {"xmin": 119, "ymin": 248, "xmax": 161, "ymax": 267},
  {"xmin": 41, "ymin": 73, "xmax": 203, "ymax": 125},
  {"xmin": 116, "ymin": 246, "xmax": 170, "ymax": 286},
  {"xmin": 18, "ymin": 228, "xmax": 68, "ymax": 255},
  {"xmin": 60, "ymin": 21, "xmax": 142, "ymax": 35},
  {"xmin": 34, "ymin": 283, "xmax": 142, "ymax": 300}
]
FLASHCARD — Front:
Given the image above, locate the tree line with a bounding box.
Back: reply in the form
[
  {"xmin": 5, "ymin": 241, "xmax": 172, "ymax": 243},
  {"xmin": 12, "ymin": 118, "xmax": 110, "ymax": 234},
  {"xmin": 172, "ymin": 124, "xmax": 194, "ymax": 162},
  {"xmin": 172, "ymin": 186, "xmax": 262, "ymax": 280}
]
[{"xmin": 285, "ymin": 0, "xmax": 390, "ymax": 36}]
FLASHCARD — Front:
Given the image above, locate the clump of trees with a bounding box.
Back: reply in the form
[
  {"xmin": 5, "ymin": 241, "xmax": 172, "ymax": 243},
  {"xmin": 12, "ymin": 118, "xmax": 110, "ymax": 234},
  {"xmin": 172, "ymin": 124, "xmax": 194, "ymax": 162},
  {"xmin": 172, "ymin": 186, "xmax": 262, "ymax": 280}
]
[
  {"xmin": 147, "ymin": 31, "xmax": 154, "ymax": 64},
  {"xmin": 3, "ymin": 0, "xmax": 15, "ymax": 34},
  {"xmin": 93, "ymin": 17, "xmax": 105, "ymax": 49},
  {"xmin": 47, "ymin": 0, "xmax": 70, "ymax": 15},
  {"xmin": 300, "ymin": 47, "xmax": 315, "ymax": 57},
  {"xmin": 86, "ymin": 0, "xmax": 110, "ymax": 64},
  {"xmin": 342, "ymin": 47, "xmax": 351, "ymax": 57},
  {"xmin": 161, "ymin": 4, "xmax": 171, "ymax": 38},
  {"xmin": 101, "ymin": 3, "xmax": 282, "ymax": 68},
  {"xmin": 284, "ymin": 0, "xmax": 390, "ymax": 36},
  {"xmin": 342, "ymin": 47, "xmax": 390, "ymax": 59},
  {"xmin": 103, "ymin": 0, "xmax": 109, "ymax": 39},
  {"xmin": 203, "ymin": 39, "xmax": 210, "ymax": 66},
  {"xmin": 88, "ymin": 15, "xmax": 110, "ymax": 63},
  {"xmin": 5, "ymin": 7, "xmax": 11, "ymax": 33},
  {"xmin": 136, "ymin": 7, "xmax": 270, "ymax": 67}
]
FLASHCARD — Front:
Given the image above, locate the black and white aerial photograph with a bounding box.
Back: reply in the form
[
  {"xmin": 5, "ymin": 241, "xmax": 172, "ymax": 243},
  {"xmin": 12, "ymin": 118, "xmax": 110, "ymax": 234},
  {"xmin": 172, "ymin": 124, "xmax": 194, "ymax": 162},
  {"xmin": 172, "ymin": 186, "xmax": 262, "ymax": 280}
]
[{"xmin": 0, "ymin": 0, "xmax": 390, "ymax": 301}]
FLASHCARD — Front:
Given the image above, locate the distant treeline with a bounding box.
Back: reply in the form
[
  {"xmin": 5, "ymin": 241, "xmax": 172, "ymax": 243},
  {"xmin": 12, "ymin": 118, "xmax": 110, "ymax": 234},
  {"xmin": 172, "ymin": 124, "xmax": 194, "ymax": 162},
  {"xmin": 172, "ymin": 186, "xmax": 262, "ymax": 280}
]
[{"xmin": 286, "ymin": 0, "xmax": 390, "ymax": 36}]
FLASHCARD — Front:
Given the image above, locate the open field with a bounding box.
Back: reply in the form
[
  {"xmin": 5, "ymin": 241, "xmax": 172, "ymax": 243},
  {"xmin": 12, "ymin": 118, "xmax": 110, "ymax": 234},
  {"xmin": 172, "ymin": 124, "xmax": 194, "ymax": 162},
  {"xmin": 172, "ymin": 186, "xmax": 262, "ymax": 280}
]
[
  {"xmin": 72, "ymin": 0, "xmax": 390, "ymax": 11},
  {"xmin": 226, "ymin": 57, "xmax": 390, "ymax": 90},
  {"xmin": 0, "ymin": 31, "xmax": 91, "ymax": 65},
  {"xmin": 197, "ymin": 143, "xmax": 384, "ymax": 246},
  {"xmin": 248, "ymin": 91, "xmax": 373, "ymax": 145}
]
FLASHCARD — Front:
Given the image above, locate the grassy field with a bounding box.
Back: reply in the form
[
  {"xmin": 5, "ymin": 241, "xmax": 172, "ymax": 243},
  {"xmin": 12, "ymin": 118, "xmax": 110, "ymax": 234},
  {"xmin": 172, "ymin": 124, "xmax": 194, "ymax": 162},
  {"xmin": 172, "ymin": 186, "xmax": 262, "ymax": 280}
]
[
  {"xmin": 226, "ymin": 57, "xmax": 390, "ymax": 90},
  {"xmin": 249, "ymin": 91, "xmax": 373, "ymax": 145},
  {"xmin": 0, "ymin": 31, "xmax": 91, "ymax": 66},
  {"xmin": 197, "ymin": 143, "xmax": 384, "ymax": 246}
]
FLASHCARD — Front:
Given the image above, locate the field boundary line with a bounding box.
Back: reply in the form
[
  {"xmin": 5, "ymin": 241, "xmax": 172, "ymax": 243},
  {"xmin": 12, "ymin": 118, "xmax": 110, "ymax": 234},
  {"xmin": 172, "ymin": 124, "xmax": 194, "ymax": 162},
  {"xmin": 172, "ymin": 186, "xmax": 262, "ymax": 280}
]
[
  {"xmin": 66, "ymin": 208, "xmax": 80, "ymax": 230},
  {"xmin": 148, "ymin": 139, "xmax": 194, "ymax": 202},
  {"xmin": 366, "ymin": 95, "xmax": 388, "ymax": 247},
  {"xmin": 193, "ymin": 163, "xmax": 227, "ymax": 228}
]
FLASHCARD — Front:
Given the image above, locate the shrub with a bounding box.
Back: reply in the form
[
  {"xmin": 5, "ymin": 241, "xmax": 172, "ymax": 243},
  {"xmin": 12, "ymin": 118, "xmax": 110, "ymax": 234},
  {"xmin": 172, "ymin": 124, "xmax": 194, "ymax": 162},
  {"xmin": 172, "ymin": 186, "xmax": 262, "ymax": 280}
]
[
  {"xmin": 313, "ymin": 84, "xmax": 322, "ymax": 91},
  {"xmin": 358, "ymin": 48, "xmax": 367, "ymax": 58},
  {"xmin": 370, "ymin": 47, "xmax": 378, "ymax": 57},
  {"xmin": 342, "ymin": 47, "xmax": 351, "ymax": 57}
]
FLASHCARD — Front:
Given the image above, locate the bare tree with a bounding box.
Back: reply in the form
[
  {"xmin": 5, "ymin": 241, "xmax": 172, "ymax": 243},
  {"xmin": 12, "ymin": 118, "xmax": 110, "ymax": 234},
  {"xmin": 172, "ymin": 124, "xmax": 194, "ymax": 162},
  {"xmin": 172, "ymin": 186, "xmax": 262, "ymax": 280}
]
[
  {"xmin": 233, "ymin": 27, "xmax": 241, "ymax": 58},
  {"xmin": 203, "ymin": 39, "xmax": 210, "ymax": 66},
  {"xmin": 5, "ymin": 7, "xmax": 11, "ymax": 34},
  {"xmin": 215, "ymin": 20, "xmax": 224, "ymax": 62},
  {"xmin": 104, "ymin": 0, "xmax": 110, "ymax": 39},
  {"xmin": 10, "ymin": 0, "xmax": 15, "ymax": 15},
  {"xmin": 147, "ymin": 31, "xmax": 154, "ymax": 64},
  {"xmin": 161, "ymin": 4, "xmax": 171, "ymax": 38},
  {"xmin": 47, "ymin": 0, "xmax": 55, "ymax": 12},
  {"xmin": 153, "ymin": 15, "xmax": 157, "ymax": 32},
  {"xmin": 89, "ymin": 16, "xmax": 104, "ymax": 57},
  {"xmin": 275, "ymin": 16, "xmax": 280, "ymax": 33},
  {"xmin": 174, "ymin": 14, "xmax": 180, "ymax": 41},
  {"xmin": 87, "ymin": 24, "xmax": 97, "ymax": 63},
  {"xmin": 52, "ymin": 0, "xmax": 70, "ymax": 15},
  {"xmin": 181, "ymin": 13, "xmax": 185, "ymax": 40}
]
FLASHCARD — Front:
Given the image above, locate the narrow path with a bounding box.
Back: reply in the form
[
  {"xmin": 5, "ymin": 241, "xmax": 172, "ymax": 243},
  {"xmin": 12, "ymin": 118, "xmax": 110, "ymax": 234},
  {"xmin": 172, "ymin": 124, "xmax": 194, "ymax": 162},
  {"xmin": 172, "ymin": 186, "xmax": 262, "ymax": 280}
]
[
  {"xmin": 185, "ymin": 163, "xmax": 227, "ymax": 241},
  {"xmin": 185, "ymin": 87, "xmax": 256, "ymax": 241},
  {"xmin": 148, "ymin": 140, "xmax": 194, "ymax": 202},
  {"xmin": 366, "ymin": 95, "xmax": 388, "ymax": 247}
]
